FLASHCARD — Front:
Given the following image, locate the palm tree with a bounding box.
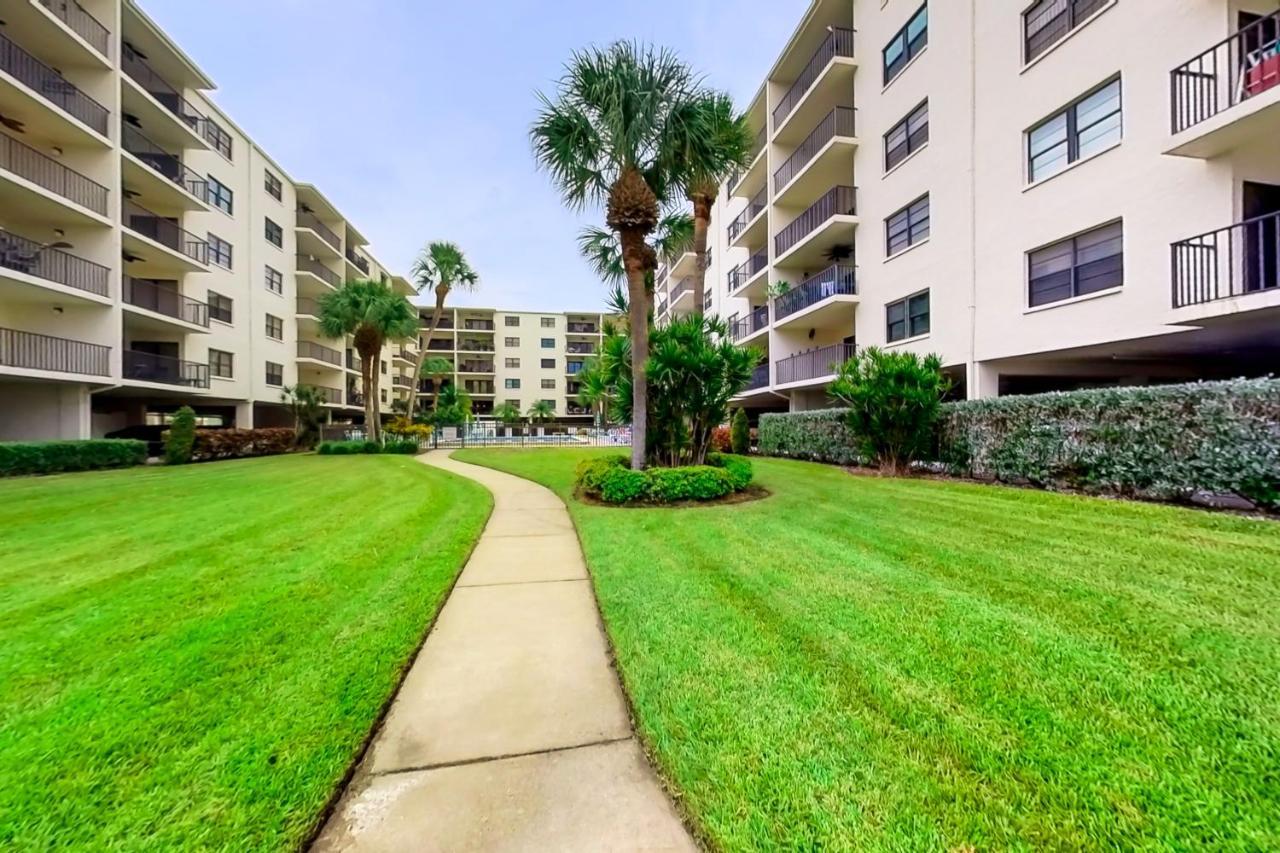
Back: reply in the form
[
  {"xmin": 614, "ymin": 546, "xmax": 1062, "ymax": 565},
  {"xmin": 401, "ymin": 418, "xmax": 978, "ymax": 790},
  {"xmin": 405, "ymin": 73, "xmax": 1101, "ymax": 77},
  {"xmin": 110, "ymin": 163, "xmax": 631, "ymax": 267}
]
[
  {"xmin": 575, "ymin": 360, "xmax": 614, "ymax": 427},
  {"xmin": 578, "ymin": 212, "xmax": 693, "ymax": 321},
  {"xmin": 526, "ymin": 399, "xmax": 555, "ymax": 424},
  {"xmin": 532, "ymin": 41, "xmax": 704, "ymax": 470},
  {"xmin": 280, "ymin": 384, "xmax": 326, "ymax": 449},
  {"xmin": 318, "ymin": 279, "xmax": 418, "ymax": 442},
  {"xmin": 407, "ymin": 241, "xmax": 478, "ymax": 415},
  {"xmin": 419, "ymin": 355, "xmax": 455, "ymax": 415},
  {"xmin": 433, "ymin": 382, "xmax": 473, "ymax": 426},
  {"xmin": 493, "ymin": 401, "xmax": 522, "ymax": 428}
]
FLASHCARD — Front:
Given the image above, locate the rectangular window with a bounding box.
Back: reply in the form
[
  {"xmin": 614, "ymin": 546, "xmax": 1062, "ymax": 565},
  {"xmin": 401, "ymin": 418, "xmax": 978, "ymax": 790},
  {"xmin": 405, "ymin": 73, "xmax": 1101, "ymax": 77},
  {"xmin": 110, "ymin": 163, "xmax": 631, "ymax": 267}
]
[
  {"xmin": 1028, "ymin": 77, "xmax": 1121, "ymax": 183},
  {"xmin": 380, "ymin": 360, "xmax": 387, "ymax": 374},
  {"xmin": 886, "ymin": 290, "xmax": 930, "ymax": 342},
  {"xmin": 207, "ymin": 233, "xmax": 233, "ymax": 269},
  {"xmin": 505, "ymin": 378, "xmax": 521, "ymax": 389},
  {"xmin": 884, "ymin": 3, "xmax": 928, "ymax": 85},
  {"xmin": 1024, "ymin": 0, "xmax": 1111, "ymax": 63},
  {"xmin": 886, "ymin": 194, "xmax": 930, "ymax": 256},
  {"xmin": 1028, "ymin": 220, "xmax": 1123, "ymax": 307},
  {"xmin": 264, "ymin": 170, "xmax": 283, "ymax": 201},
  {"xmin": 541, "ymin": 378, "xmax": 556, "ymax": 389},
  {"xmin": 504, "ymin": 315, "xmax": 520, "ymax": 327},
  {"xmin": 265, "ymin": 313, "xmax": 283, "ymax": 340},
  {"xmin": 207, "ymin": 175, "xmax": 233, "ymax": 214},
  {"xmin": 540, "ymin": 317, "xmax": 556, "ymax": 328},
  {"xmin": 209, "ymin": 348, "xmax": 233, "ymax": 378},
  {"xmin": 208, "ymin": 290, "xmax": 233, "ymax": 323},
  {"xmin": 504, "ymin": 337, "xmax": 519, "ymax": 347},
  {"xmin": 265, "ymin": 265, "xmax": 283, "ymax": 294},
  {"xmin": 205, "ymin": 119, "xmax": 232, "ymax": 159},
  {"xmin": 540, "ymin": 358, "xmax": 555, "ymax": 369},
  {"xmin": 540, "ymin": 338, "xmax": 554, "ymax": 348},
  {"xmin": 265, "ymin": 217, "xmax": 283, "ymax": 248},
  {"xmin": 885, "ymin": 100, "xmax": 929, "ymax": 171},
  {"xmin": 265, "ymin": 361, "xmax": 283, "ymax": 386},
  {"xmin": 380, "ymin": 388, "xmax": 387, "ymax": 403},
  {"xmin": 505, "ymin": 357, "xmax": 520, "ymax": 368}
]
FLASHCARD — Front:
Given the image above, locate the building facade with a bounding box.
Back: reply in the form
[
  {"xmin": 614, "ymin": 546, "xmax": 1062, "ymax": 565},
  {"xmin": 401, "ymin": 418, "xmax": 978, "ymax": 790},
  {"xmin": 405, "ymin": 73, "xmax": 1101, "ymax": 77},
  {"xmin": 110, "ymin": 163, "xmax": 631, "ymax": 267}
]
[
  {"xmin": 0, "ymin": 0, "xmax": 418, "ymax": 441},
  {"xmin": 658, "ymin": 0, "xmax": 1280, "ymax": 413}
]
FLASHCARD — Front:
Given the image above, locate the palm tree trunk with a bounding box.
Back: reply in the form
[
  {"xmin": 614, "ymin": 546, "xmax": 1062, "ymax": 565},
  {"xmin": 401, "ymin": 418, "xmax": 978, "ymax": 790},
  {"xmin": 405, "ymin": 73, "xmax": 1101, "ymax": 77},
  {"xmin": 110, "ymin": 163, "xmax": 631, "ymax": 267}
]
[
  {"xmin": 407, "ymin": 293, "xmax": 447, "ymax": 417},
  {"xmin": 690, "ymin": 194, "xmax": 713, "ymax": 317},
  {"xmin": 619, "ymin": 230, "xmax": 649, "ymax": 471},
  {"xmin": 362, "ymin": 349, "xmax": 379, "ymax": 443}
]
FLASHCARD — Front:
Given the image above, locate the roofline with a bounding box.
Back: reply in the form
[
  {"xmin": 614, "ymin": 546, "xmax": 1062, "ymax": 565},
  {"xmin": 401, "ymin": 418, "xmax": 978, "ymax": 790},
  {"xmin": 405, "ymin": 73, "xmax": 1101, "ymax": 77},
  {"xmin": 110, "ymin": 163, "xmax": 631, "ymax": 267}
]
[{"xmin": 124, "ymin": 0, "xmax": 216, "ymax": 90}]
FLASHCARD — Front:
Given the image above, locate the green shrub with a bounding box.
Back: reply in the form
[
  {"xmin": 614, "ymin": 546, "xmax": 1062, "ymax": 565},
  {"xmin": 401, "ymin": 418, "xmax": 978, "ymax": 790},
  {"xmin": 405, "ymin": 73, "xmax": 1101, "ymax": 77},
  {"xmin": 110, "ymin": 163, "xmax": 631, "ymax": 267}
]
[
  {"xmin": 758, "ymin": 409, "xmax": 864, "ymax": 465},
  {"xmin": 164, "ymin": 406, "xmax": 197, "ymax": 465},
  {"xmin": 646, "ymin": 466, "xmax": 734, "ymax": 501},
  {"xmin": 0, "ymin": 439, "xmax": 147, "ymax": 477},
  {"xmin": 576, "ymin": 453, "xmax": 754, "ymax": 504},
  {"xmin": 576, "ymin": 455, "xmax": 627, "ymax": 493},
  {"xmin": 598, "ymin": 465, "xmax": 650, "ymax": 504},
  {"xmin": 730, "ymin": 408, "xmax": 750, "ymax": 455},
  {"xmin": 381, "ymin": 439, "xmax": 420, "ymax": 455},
  {"xmin": 317, "ymin": 439, "xmax": 416, "ymax": 456},
  {"xmin": 709, "ymin": 453, "xmax": 753, "ymax": 491}
]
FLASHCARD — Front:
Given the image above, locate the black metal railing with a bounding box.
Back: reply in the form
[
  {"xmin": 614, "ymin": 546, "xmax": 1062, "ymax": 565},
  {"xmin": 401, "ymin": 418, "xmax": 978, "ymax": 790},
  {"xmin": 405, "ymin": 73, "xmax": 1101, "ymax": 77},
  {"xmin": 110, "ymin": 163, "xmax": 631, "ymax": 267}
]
[
  {"xmin": 393, "ymin": 375, "xmax": 414, "ymax": 389},
  {"xmin": 566, "ymin": 342, "xmax": 597, "ymax": 354},
  {"xmin": 0, "ymin": 327, "xmax": 108, "ymax": 375},
  {"xmin": 669, "ymin": 277, "xmax": 692, "ymax": 302},
  {"xmin": 298, "ymin": 340, "xmax": 342, "ymax": 366},
  {"xmin": 728, "ymin": 186, "xmax": 767, "ymax": 242},
  {"xmin": 0, "ymin": 227, "xmax": 109, "ymax": 296},
  {"xmin": 657, "ymin": 297, "xmax": 669, "ymax": 317},
  {"xmin": 1171, "ymin": 11, "xmax": 1280, "ymax": 134},
  {"xmin": 121, "ymin": 124, "xmax": 207, "ymax": 200},
  {"xmin": 727, "ymin": 250, "xmax": 769, "ymax": 292},
  {"xmin": 121, "ymin": 43, "xmax": 207, "ymax": 134},
  {"xmin": 347, "ymin": 352, "xmax": 362, "ymax": 371},
  {"xmin": 749, "ymin": 124, "xmax": 767, "ymax": 162},
  {"xmin": 302, "ymin": 384, "xmax": 342, "ymax": 404},
  {"xmin": 773, "ymin": 27, "xmax": 856, "ymax": 128},
  {"xmin": 730, "ymin": 305, "xmax": 770, "ymax": 341},
  {"xmin": 345, "ymin": 247, "xmax": 370, "ymax": 275},
  {"xmin": 457, "ymin": 341, "xmax": 494, "ymax": 352},
  {"xmin": 775, "ymin": 186, "xmax": 857, "ymax": 258},
  {"xmin": 464, "ymin": 381, "xmax": 495, "ymax": 394},
  {"xmin": 565, "ymin": 404, "xmax": 592, "ymax": 416},
  {"xmin": 656, "ymin": 263, "xmax": 669, "ymax": 283},
  {"xmin": 296, "ymin": 254, "xmax": 341, "ymax": 288},
  {"xmin": 347, "ymin": 390, "xmax": 364, "ymax": 407},
  {"xmin": 124, "ymin": 277, "xmax": 209, "ymax": 326},
  {"xmin": 458, "ymin": 360, "xmax": 495, "ymax": 373},
  {"xmin": 1, "ymin": 131, "xmax": 108, "ymax": 215},
  {"xmin": 297, "ymin": 210, "xmax": 341, "ymax": 251},
  {"xmin": 773, "ymin": 107, "xmax": 856, "ymax": 193},
  {"xmin": 567, "ymin": 321, "xmax": 598, "ymax": 333},
  {"xmin": 122, "ymin": 200, "xmax": 208, "ymax": 263},
  {"xmin": 776, "ymin": 342, "xmax": 855, "ymax": 385},
  {"xmin": 426, "ymin": 339, "xmax": 455, "ymax": 351},
  {"xmin": 423, "ymin": 316, "xmax": 456, "ymax": 329},
  {"xmin": 38, "ymin": 0, "xmax": 110, "ymax": 57},
  {"xmin": 123, "ymin": 350, "xmax": 209, "ymax": 388},
  {"xmin": 463, "ymin": 319, "xmax": 495, "ymax": 331},
  {"xmin": 774, "ymin": 264, "xmax": 858, "ymax": 319},
  {"xmin": 0, "ymin": 31, "xmax": 109, "ymax": 134},
  {"xmin": 296, "ymin": 297, "xmax": 322, "ymax": 316},
  {"xmin": 1172, "ymin": 211, "xmax": 1280, "ymax": 308},
  {"xmin": 745, "ymin": 363, "xmax": 769, "ymax": 390}
]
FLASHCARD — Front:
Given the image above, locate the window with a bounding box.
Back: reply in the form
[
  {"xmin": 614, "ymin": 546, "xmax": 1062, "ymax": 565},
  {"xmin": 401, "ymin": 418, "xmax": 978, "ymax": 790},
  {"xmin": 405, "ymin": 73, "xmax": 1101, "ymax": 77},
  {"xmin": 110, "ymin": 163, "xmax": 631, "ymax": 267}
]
[
  {"xmin": 265, "ymin": 265, "xmax": 282, "ymax": 294},
  {"xmin": 265, "ymin": 313, "xmax": 283, "ymax": 340},
  {"xmin": 380, "ymin": 388, "xmax": 387, "ymax": 403},
  {"xmin": 265, "ymin": 361, "xmax": 283, "ymax": 386},
  {"xmin": 541, "ymin": 399, "xmax": 555, "ymax": 409},
  {"xmin": 540, "ymin": 317, "xmax": 556, "ymax": 328},
  {"xmin": 265, "ymin": 217, "xmax": 283, "ymax": 248},
  {"xmin": 505, "ymin": 357, "xmax": 520, "ymax": 368},
  {"xmin": 540, "ymin": 338, "xmax": 554, "ymax": 348},
  {"xmin": 1024, "ymin": 0, "xmax": 1111, "ymax": 63},
  {"xmin": 540, "ymin": 358, "xmax": 555, "ymax": 369},
  {"xmin": 209, "ymin": 348, "xmax": 233, "ymax": 379},
  {"xmin": 884, "ymin": 3, "xmax": 928, "ymax": 85},
  {"xmin": 380, "ymin": 360, "xmax": 387, "ymax": 375},
  {"xmin": 886, "ymin": 195, "xmax": 930, "ymax": 256},
  {"xmin": 505, "ymin": 315, "xmax": 520, "ymax": 327},
  {"xmin": 207, "ymin": 233, "xmax": 233, "ymax": 269},
  {"xmin": 208, "ymin": 290, "xmax": 233, "ymax": 323},
  {"xmin": 205, "ymin": 119, "xmax": 232, "ymax": 159},
  {"xmin": 886, "ymin": 291, "xmax": 930, "ymax": 342},
  {"xmin": 1028, "ymin": 77, "xmax": 1121, "ymax": 183},
  {"xmin": 505, "ymin": 378, "xmax": 521, "ymax": 389},
  {"xmin": 206, "ymin": 175, "xmax": 233, "ymax": 214},
  {"xmin": 1028, "ymin": 220, "xmax": 1123, "ymax": 307},
  {"xmin": 504, "ymin": 337, "xmax": 519, "ymax": 347},
  {"xmin": 541, "ymin": 378, "xmax": 556, "ymax": 390},
  {"xmin": 885, "ymin": 100, "xmax": 929, "ymax": 171},
  {"xmin": 264, "ymin": 170, "xmax": 283, "ymax": 201}
]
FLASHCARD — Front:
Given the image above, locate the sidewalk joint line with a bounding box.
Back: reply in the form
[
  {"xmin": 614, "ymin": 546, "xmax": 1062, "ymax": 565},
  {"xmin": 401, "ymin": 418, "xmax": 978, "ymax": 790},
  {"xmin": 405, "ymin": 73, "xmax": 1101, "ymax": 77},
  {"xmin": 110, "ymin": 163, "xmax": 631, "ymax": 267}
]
[
  {"xmin": 373, "ymin": 736, "xmax": 634, "ymax": 776},
  {"xmin": 458, "ymin": 578, "xmax": 588, "ymax": 589}
]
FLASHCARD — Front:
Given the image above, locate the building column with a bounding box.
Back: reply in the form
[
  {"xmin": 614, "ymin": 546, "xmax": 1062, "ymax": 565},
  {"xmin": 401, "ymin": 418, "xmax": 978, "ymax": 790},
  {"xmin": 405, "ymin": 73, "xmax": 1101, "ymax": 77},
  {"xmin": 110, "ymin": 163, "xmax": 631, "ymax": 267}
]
[
  {"xmin": 234, "ymin": 401, "xmax": 255, "ymax": 430},
  {"xmin": 58, "ymin": 384, "xmax": 92, "ymax": 439},
  {"xmin": 968, "ymin": 361, "xmax": 1000, "ymax": 400}
]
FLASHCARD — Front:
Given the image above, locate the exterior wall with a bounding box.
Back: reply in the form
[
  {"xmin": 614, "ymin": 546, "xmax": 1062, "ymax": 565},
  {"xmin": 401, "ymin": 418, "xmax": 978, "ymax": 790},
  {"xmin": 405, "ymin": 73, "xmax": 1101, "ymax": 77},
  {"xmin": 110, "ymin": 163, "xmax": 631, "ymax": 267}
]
[{"xmin": 0, "ymin": 383, "xmax": 92, "ymax": 440}]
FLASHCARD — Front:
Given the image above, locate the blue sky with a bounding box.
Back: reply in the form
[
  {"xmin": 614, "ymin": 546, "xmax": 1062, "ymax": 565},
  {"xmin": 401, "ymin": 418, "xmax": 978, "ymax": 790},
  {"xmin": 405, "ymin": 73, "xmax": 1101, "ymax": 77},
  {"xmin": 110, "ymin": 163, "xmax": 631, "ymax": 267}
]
[{"xmin": 143, "ymin": 0, "xmax": 800, "ymax": 311}]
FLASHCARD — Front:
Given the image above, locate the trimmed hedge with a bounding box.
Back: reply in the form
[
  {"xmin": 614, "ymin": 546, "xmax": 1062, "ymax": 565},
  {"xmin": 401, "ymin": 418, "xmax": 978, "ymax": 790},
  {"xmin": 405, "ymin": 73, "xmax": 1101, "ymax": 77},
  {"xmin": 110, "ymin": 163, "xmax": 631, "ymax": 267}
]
[
  {"xmin": 758, "ymin": 409, "xmax": 865, "ymax": 466},
  {"xmin": 576, "ymin": 453, "xmax": 754, "ymax": 505},
  {"xmin": 317, "ymin": 439, "xmax": 421, "ymax": 455},
  {"xmin": 0, "ymin": 439, "xmax": 147, "ymax": 477},
  {"xmin": 192, "ymin": 428, "xmax": 295, "ymax": 462}
]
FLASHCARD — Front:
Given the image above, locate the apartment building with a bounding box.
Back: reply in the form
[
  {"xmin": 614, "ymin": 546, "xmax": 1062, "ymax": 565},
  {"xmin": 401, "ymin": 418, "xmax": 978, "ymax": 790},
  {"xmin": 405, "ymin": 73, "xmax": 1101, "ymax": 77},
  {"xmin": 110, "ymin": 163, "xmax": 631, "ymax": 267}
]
[
  {"xmin": 414, "ymin": 308, "xmax": 608, "ymax": 420},
  {"xmin": 0, "ymin": 0, "xmax": 418, "ymax": 442},
  {"xmin": 660, "ymin": 0, "xmax": 1280, "ymax": 413}
]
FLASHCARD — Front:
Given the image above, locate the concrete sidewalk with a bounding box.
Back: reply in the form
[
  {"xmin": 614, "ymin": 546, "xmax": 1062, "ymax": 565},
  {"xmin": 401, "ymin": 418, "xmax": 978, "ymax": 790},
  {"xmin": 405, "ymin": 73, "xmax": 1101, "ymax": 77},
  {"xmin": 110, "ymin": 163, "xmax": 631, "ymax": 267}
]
[{"xmin": 313, "ymin": 451, "xmax": 695, "ymax": 852}]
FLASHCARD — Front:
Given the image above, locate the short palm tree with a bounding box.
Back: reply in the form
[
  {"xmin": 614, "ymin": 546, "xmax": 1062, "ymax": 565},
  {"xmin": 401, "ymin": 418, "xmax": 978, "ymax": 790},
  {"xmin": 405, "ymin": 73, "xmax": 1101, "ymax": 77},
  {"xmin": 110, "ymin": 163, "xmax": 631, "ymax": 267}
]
[
  {"xmin": 574, "ymin": 360, "xmax": 614, "ymax": 426},
  {"xmin": 526, "ymin": 399, "xmax": 555, "ymax": 423},
  {"xmin": 578, "ymin": 212, "xmax": 693, "ymax": 323},
  {"xmin": 493, "ymin": 401, "xmax": 522, "ymax": 426},
  {"xmin": 408, "ymin": 241, "xmax": 478, "ymax": 415},
  {"xmin": 532, "ymin": 41, "xmax": 704, "ymax": 470},
  {"xmin": 433, "ymin": 382, "xmax": 473, "ymax": 426},
  {"xmin": 318, "ymin": 279, "xmax": 418, "ymax": 442},
  {"xmin": 419, "ymin": 355, "xmax": 455, "ymax": 414}
]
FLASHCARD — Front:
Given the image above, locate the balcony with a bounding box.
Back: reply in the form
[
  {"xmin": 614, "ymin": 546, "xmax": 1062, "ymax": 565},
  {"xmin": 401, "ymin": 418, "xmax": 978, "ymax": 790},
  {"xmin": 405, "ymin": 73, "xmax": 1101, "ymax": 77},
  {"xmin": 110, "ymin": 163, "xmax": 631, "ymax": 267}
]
[
  {"xmin": 728, "ymin": 249, "xmax": 769, "ymax": 298},
  {"xmin": 0, "ymin": 327, "xmax": 108, "ymax": 376},
  {"xmin": 426, "ymin": 339, "xmax": 455, "ymax": 351},
  {"xmin": 667, "ymin": 277, "xmax": 695, "ymax": 317},
  {"xmin": 393, "ymin": 375, "xmax": 415, "ymax": 389},
  {"xmin": 730, "ymin": 125, "xmax": 769, "ymax": 199},
  {"xmin": 1168, "ymin": 11, "xmax": 1280, "ymax": 158},
  {"xmin": 774, "ymin": 186, "xmax": 858, "ymax": 269},
  {"xmin": 297, "ymin": 340, "xmax": 342, "ymax": 368},
  {"xmin": 463, "ymin": 319, "xmax": 495, "ymax": 332},
  {"xmin": 36, "ymin": 0, "xmax": 110, "ymax": 58},
  {"xmin": 122, "ymin": 200, "xmax": 208, "ymax": 270},
  {"xmin": 728, "ymin": 186, "xmax": 768, "ymax": 250},
  {"xmin": 567, "ymin": 321, "xmax": 598, "ymax": 334},
  {"xmin": 0, "ymin": 227, "xmax": 109, "ymax": 299},
  {"xmin": 123, "ymin": 277, "xmax": 210, "ymax": 330},
  {"xmin": 774, "ymin": 264, "xmax": 858, "ymax": 329},
  {"xmin": 566, "ymin": 360, "xmax": 586, "ymax": 375},
  {"xmin": 1172, "ymin": 211, "xmax": 1279, "ymax": 309},
  {"xmin": 774, "ymin": 107, "xmax": 857, "ymax": 208},
  {"xmin": 773, "ymin": 27, "xmax": 856, "ymax": 143},
  {"xmin": 121, "ymin": 124, "xmax": 208, "ymax": 210},
  {"xmin": 297, "ymin": 210, "xmax": 341, "ymax": 255},
  {"xmin": 730, "ymin": 305, "xmax": 770, "ymax": 343},
  {"xmin": 345, "ymin": 247, "xmax": 370, "ymax": 275},
  {"xmin": 458, "ymin": 360, "xmax": 495, "ymax": 373},
  {"xmin": 744, "ymin": 363, "xmax": 770, "ymax": 391},
  {"xmin": 423, "ymin": 316, "xmax": 456, "ymax": 330},
  {"xmin": 457, "ymin": 340, "xmax": 494, "ymax": 352},
  {"xmin": 120, "ymin": 44, "xmax": 210, "ymax": 149},
  {"xmin": 123, "ymin": 350, "xmax": 209, "ymax": 389},
  {"xmin": 775, "ymin": 343, "xmax": 855, "ymax": 388},
  {"xmin": 302, "ymin": 384, "xmax": 342, "ymax": 405},
  {"xmin": 347, "ymin": 389, "xmax": 364, "ymax": 407},
  {"xmin": 656, "ymin": 296, "xmax": 668, "ymax": 317},
  {"xmin": 464, "ymin": 381, "xmax": 495, "ymax": 395},
  {"xmin": 666, "ymin": 251, "xmax": 697, "ymax": 282},
  {"xmin": 0, "ymin": 131, "xmax": 108, "ymax": 219},
  {"xmin": 296, "ymin": 254, "xmax": 341, "ymax": 293},
  {"xmin": 347, "ymin": 352, "xmax": 362, "ymax": 371},
  {"xmin": 566, "ymin": 342, "xmax": 597, "ymax": 355},
  {"xmin": 296, "ymin": 297, "xmax": 322, "ymax": 319},
  {"xmin": 0, "ymin": 30, "xmax": 109, "ymax": 138}
]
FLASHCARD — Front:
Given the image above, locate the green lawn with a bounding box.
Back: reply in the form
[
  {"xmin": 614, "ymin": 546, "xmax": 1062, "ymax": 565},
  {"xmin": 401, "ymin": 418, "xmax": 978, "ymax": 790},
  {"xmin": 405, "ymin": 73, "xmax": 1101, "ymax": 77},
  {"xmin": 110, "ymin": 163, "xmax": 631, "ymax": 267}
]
[
  {"xmin": 0, "ymin": 454, "xmax": 490, "ymax": 851},
  {"xmin": 455, "ymin": 448, "xmax": 1280, "ymax": 851}
]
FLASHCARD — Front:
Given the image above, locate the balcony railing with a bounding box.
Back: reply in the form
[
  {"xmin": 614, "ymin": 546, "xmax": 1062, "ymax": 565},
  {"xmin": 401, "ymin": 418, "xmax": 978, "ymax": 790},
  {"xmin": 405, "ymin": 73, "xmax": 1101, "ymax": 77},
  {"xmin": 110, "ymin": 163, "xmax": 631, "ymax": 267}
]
[
  {"xmin": 669, "ymin": 277, "xmax": 692, "ymax": 302},
  {"xmin": 297, "ymin": 210, "xmax": 341, "ymax": 251},
  {"xmin": 1172, "ymin": 211, "xmax": 1280, "ymax": 308},
  {"xmin": 463, "ymin": 319, "xmax": 495, "ymax": 331},
  {"xmin": 296, "ymin": 297, "xmax": 322, "ymax": 317},
  {"xmin": 749, "ymin": 124, "xmax": 767, "ymax": 162},
  {"xmin": 728, "ymin": 187, "xmax": 768, "ymax": 242},
  {"xmin": 393, "ymin": 375, "xmax": 414, "ymax": 389},
  {"xmin": 566, "ymin": 404, "xmax": 592, "ymax": 416},
  {"xmin": 122, "ymin": 124, "xmax": 207, "ymax": 200},
  {"xmin": 426, "ymin": 339, "xmax": 454, "ymax": 351},
  {"xmin": 1, "ymin": 131, "xmax": 108, "ymax": 215},
  {"xmin": 773, "ymin": 27, "xmax": 856, "ymax": 128},
  {"xmin": 345, "ymin": 248, "xmax": 370, "ymax": 275},
  {"xmin": 0, "ymin": 227, "xmax": 109, "ymax": 296},
  {"xmin": 774, "ymin": 264, "xmax": 858, "ymax": 319},
  {"xmin": 458, "ymin": 360, "xmax": 495, "ymax": 373},
  {"xmin": 123, "ymin": 350, "xmax": 209, "ymax": 388},
  {"xmin": 566, "ymin": 361, "xmax": 586, "ymax": 375},
  {"xmin": 423, "ymin": 316, "xmax": 456, "ymax": 329},
  {"xmin": 567, "ymin": 321, "xmax": 598, "ymax": 333},
  {"xmin": 0, "ymin": 327, "xmax": 108, "ymax": 375},
  {"xmin": 727, "ymin": 250, "xmax": 769, "ymax": 292},
  {"xmin": 297, "ymin": 340, "xmax": 342, "ymax": 366},
  {"xmin": 775, "ymin": 186, "xmax": 857, "ymax": 258},
  {"xmin": 745, "ymin": 363, "xmax": 769, "ymax": 390},
  {"xmin": 347, "ymin": 390, "xmax": 364, "ymax": 407},
  {"xmin": 1171, "ymin": 10, "xmax": 1280, "ymax": 134},
  {"xmin": 38, "ymin": 0, "xmax": 111, "ymax": 57},
  {"xmin": 464, "ymin": 381, "xmax": 495, "ymax": 394},
  {"xmin": 457, "ymin": 341, "xmax": 494, "ymax": 352},
  {"xmin": 730, "ymin": 305, "xmax": 769, "ymax": 341},
  {"xmin": 773, "ymin": 107, "xmax": 856, "ymax": 193},
  {"xmin": 776, "ymin": 343, "xmax": 855, "ymax": 385},
  {"xmin": 347, "ymin": 352, "xmax": 361, "ymax": 371},
  {"xmin": 123, "ymin": 200, "xmax": 208, "ymax": 263},
  {"xmin": 296, "ymin": 254, "xmax": 341, "ymax": 288},
  {"xmin": 302, "ymin": 384, "xmax": 342, "ymax": 405},
  {"xmin": 657, "ymin": 297, "xmax": 668, "ymax": 316},
  {"xmin": 121, "ymin": 44, "xmax": 208, "ymax": 135},
  {"xmin": 124, "ymin": 277, "xmax": 209, "ymax": 327},
  {"xmin": 566, "ymin": 342, "xmax": 597, "ymax": 354},
  {"xmin": 0, "ymin": 30, "xmax": 109, "ymax": 134}
]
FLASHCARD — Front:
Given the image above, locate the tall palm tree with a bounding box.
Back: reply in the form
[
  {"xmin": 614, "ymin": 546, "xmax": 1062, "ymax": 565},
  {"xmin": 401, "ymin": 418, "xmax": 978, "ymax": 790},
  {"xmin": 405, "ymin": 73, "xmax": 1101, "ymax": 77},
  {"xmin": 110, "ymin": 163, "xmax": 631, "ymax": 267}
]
[
  {"xmin": 318, "ymin": 279, "xmax": 419, "ymax": 442},
  {"xmin": 419, "ymin": 355, "xmax": 455, "ymax": 414},
  {"xmin": 407, "ymin": 241, "xmax": 478, "ymax": 416},
  {"xmin": 532, "ymin": 41, "xmax": 704, "ymax": 470}
]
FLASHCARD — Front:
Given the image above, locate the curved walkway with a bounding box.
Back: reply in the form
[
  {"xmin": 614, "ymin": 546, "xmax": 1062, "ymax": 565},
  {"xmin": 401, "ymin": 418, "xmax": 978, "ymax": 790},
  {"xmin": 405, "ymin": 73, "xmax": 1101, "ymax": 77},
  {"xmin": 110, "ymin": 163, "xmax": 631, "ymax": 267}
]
[{"xmin": 313, "ymin": 450, "xmax": 695, "ymax": 852}]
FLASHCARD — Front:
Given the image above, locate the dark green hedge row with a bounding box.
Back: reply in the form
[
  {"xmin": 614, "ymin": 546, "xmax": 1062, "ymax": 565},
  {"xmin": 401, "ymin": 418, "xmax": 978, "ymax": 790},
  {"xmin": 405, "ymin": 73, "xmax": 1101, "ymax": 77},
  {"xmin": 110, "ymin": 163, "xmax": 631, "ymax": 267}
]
[
  {"xmin": 0, "ymin": 439, "xmax": 147, "ymax": 477},
  {"xmin": 577, "ymin": 453, "xmax": 753, "ymax": 504},
  {"xmin": 317, "ymin": 439, "xmax": 420, "ymax": 455}
]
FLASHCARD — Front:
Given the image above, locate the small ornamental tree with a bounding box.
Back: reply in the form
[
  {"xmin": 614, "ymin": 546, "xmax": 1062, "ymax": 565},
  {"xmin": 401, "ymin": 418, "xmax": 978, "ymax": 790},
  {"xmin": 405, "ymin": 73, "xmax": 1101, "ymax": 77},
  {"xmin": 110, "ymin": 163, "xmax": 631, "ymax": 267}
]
[
  {"xmin": 731, "ymin": 408, "xmax": 750, "ymax": 455},
  {"xmin": 164, "ymin": 406, "xmax": 197, "ymax": 465},
  {"xmin": 829, "ymin": 347, "xmax": 949, "ymax": 475},
  {"xmin": 281, "ymin": 385, "xmax": 325, "ymax": 449}
]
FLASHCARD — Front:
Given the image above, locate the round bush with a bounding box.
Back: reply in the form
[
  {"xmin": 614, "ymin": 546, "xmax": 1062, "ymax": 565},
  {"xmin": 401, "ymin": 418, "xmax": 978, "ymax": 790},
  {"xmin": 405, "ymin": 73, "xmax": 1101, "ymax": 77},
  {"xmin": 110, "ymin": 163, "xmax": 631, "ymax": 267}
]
[{"xmin": 576, "ymin": 454, "xmax": 754, "ymax": 505}]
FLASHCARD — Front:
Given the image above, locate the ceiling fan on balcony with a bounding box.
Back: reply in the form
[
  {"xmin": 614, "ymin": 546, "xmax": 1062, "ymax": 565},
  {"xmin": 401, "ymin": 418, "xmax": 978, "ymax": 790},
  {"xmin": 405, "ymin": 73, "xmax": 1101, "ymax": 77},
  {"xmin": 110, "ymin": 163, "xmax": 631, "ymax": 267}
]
[
  {"xmin": 0, "ymin": 112, "xmax": 26, "ymax": 133},
  {"xmin": 824, "ymin": 244, "xmax": 854, "ymax": 263}
]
